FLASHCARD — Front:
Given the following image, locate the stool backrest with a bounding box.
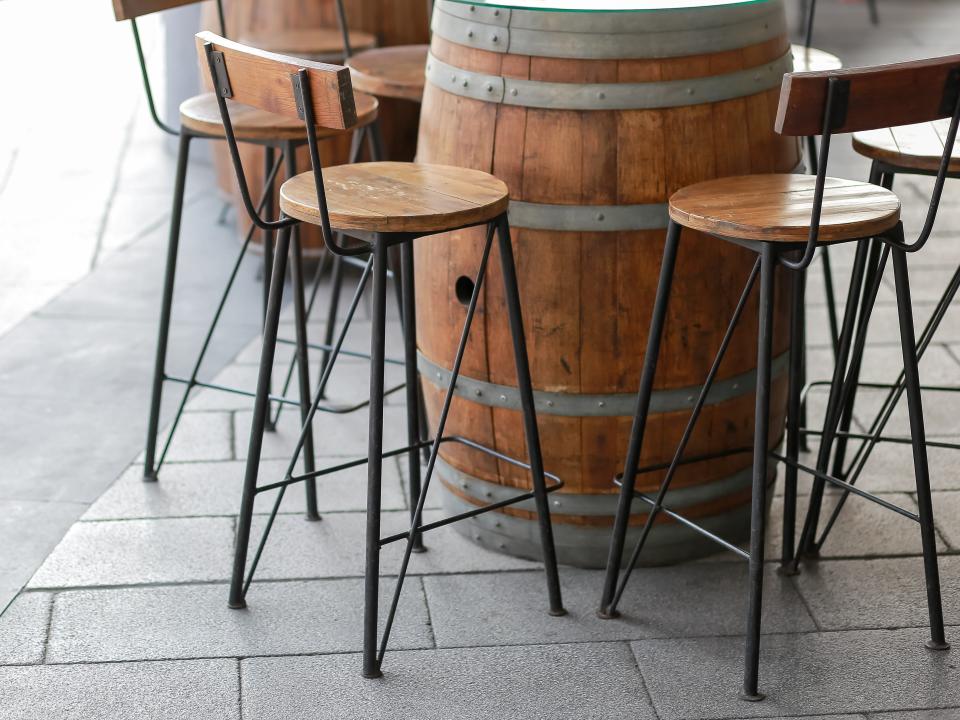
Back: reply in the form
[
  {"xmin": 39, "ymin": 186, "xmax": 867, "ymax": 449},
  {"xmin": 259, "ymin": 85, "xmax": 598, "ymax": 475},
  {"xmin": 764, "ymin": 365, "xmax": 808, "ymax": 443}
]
[
  {"xmin": 113, "ymin": 0, "xmax": 227, "ymax": 136},
  {"xmin": 777, "ymin": 55, "xmax": 960, "ymax": 136},
  {"xmin": 195, "ymin": 31, "xmax": 358, "ymax": 245},
  {"xmin": 773, "ymin": 54, "xmax": 960, "ymax": 269}
]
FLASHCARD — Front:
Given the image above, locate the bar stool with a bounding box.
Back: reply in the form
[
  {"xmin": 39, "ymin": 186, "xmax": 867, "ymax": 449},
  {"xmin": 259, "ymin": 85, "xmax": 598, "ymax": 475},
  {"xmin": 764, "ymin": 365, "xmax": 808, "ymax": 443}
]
[
  {"xmin": 599, "ymin": 55, "xmax": 960, "ymax": 700},
  {"xmin": 796, "ymin": 117, "xmax": 960, "ymax": 559},
  {"xmin": 113, "ymin": 0, "xmax": 377, "ymax": 525},
  {"xmin": 195, "ymin": 32, "xmax": 565, "ymax": 679}
]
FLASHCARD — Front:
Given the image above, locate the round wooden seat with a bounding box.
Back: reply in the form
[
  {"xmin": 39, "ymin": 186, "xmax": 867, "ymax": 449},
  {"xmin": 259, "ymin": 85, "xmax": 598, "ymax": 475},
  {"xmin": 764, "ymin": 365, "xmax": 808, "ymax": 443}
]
[
  {"xmin": 346, "ymin": 45, "xmax": 429, "ymax": 102},
  {"xmin": 790, "ymin": 44, "xmax": 842, "ymax": 73},
  {"xmin": 853, "ymin": 120, "xmax": 960, "ymax": 174},
  {"xmin": 179, "ymin": 91, "xmax": 379, "ymax": 141},
  {"xmin": 237, "ymin": 27, "xmax": 377, "ymax": 60},
  {"xmin": 669, "ymin": 174, "xmax": 901, "ymax": 243},
  {"xmin": 279, "ymin": 161, "xmax": 508, "ymax": 233}
]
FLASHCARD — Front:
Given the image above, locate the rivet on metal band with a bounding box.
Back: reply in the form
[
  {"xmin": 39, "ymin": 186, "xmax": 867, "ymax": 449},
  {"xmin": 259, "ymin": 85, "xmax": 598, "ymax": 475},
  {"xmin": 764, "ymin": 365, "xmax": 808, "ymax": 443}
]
[
  {"xmin": 418, "ymin": 352, "xmax": 790, "ymax": 417},
  {"xmin": 425, "ymin": 51, "xmax": 794, "ymax": 110}
]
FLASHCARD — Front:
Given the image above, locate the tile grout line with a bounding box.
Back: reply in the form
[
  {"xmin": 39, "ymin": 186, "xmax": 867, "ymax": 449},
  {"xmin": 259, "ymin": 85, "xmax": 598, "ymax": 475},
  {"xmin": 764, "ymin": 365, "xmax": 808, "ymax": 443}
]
[
  {"xmin": 418, "ymin": 577, "xmax": 438, "ymax": 650},
  {"xmin": 38, "ymin": 592, "xmax": 56, "ymax": 665},
  {"xmin": 89, "ymin": 110, "xmax": 137, "ymax": 273},
  {"xmin": 625, "ymin": 640, "xmax": 662, "ymax": 720},
  {"xmin": 235, "ymin": 657, "xmax": 244, "ymax": 720}
]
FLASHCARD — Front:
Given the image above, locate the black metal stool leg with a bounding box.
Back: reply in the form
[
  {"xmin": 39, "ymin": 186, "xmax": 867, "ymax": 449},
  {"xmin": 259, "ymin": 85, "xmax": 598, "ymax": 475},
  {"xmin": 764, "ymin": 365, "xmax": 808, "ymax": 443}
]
[
  {"xmin": 781, "ymin": 261, "xmax": 805, "ymax": 572},
  {"xmin": 290, "ymin": 232, "xmax": 320, "ymax": 522},
  {"xmin": 144, "ymin": 132, "xmax": 191, "ymax": 482},
  {"xmin": 228, "ymin": 224, "xmax": 292, "ymax": 609},
  {"xmin": 496, "ymin": 214, "xmax": 565, "ymax": 616},
  {"xmin": 363, "ymin": 234, "xmax": 389, "ymax": 679},
  {"xmin": 285, "ymin": 143, "xmax": 320, "ymax": 521},
  {"xmin": 399, "ymin": 240, "xmax": 426, "ymax": 553},
  {"xmin": 262, "ymin": 147, "xmax": 277, "ymax": 433},
  {"xmin": 891, "ymin": 240, "xmax": 949, "ymax": 652},
  {"xmin": 598, "ymin": 219, "xmax": 682, "ymax": 618},
  {"xmin": 741, "ymin": 243, "xmax": 776, "ymax": 703}
]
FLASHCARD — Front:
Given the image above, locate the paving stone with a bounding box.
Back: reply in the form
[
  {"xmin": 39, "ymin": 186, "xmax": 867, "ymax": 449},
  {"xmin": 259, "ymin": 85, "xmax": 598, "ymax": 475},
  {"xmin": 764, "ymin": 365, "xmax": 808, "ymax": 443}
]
[
  {"xmin": 0, "ymin": 659, "xmax": 240, "ymax": 720},
  {"xmin": 83, "ymin": 457, "xmax": 407, "ymax": 520},
  {"xmin": 632, "ymin": 628, "xmax": 960, "ymax": 719},
  {"xmin": 794, "ymin": 556, "xmax": 960, "ymax": 632},
  {"xmin": 840, "ymin": 443, "xmax": 960, "ymax": 493},
  {"xmin": 241, "ymin": 642, "xmax": 655, "ymax": 720},
  {"xmin": 233, "ymin": 405, "xmax": 410, "ymax": 460},
  {"xmin": 28, "ymin": 517, "xmax": 234, "ymax": 588},
  {"xmin": 140, "ymin": 411, "xmax": 234, "ymax": 463},
  {"xmin": 46, "ymin": 579, "xmax": 431, "ymax": 663},
  {"xmin": 765, "ymin": 492, "xmax": 943, "ymax": 561},
  {"xmin": 254, "ymin": 510, "xmax": 539, "ymax": 581},
  {"xmin": 0, "ymin": 592, "xmax": 50, "ymax": 665},
  {"xmin": 424, "ymin": 566, "xmax": 814, "ymax": 648},
  {"xmin": 931, "ymin": 492, "xmax": 960, "ymax": 550}
]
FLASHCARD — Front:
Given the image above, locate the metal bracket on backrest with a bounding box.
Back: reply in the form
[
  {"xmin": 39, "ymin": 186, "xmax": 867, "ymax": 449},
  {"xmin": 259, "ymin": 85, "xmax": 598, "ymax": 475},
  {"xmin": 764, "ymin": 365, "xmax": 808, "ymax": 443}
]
[
  {"xmin": 940, "ymin": 66, "xmax": 960, "ymax": 116},
  {"xmin": 210, "ymin": 51, "xmax": 233, "ymax": 99},
  {"xmin": 290, "ymin": 72, "xmax": 306, "ymax": 120},
  {"xmin": 827, "ymin": 77, "xmax": 851, "ymax": 130}
]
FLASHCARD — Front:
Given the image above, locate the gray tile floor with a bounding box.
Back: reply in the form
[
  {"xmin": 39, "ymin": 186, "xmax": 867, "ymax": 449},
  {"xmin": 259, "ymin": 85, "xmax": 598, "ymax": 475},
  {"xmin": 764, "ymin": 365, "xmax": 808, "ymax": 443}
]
[{"xmin": 3, "ymin": 1, "xmax": 960, "ymax": 718}]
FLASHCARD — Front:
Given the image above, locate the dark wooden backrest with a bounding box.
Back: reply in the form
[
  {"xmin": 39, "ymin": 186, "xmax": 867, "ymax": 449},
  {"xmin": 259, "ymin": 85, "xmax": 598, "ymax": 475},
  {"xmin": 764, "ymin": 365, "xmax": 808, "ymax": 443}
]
[
  {"xmin": 112, "ymin": 0, "xmax": 201, "ymax": 21},
  {"xmin": 776, "ymin": 54, "xmax": 960, "ymax": 136},
  {"xmin": 195, "ymin": 32, "xmax": 357, "ymax": 130}
]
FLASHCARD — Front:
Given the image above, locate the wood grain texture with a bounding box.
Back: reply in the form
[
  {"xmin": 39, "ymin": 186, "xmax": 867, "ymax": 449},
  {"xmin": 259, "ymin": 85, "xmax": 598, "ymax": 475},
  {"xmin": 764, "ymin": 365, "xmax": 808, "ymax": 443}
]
[
  {"xmin": 853, "ymin": 119, "xmax": 960, "ymax": 173},
  {"xmin": 195, "ymin": 31, "xmax": 357, "ymax": 130},
  {"xmin": 279, "ymin": 161, "xmax": 508, "ymax": 232},
  {"xmin": 112, "ymin": 0, "xmax": 196, "ymax": 21},
  {"xmin": 237, "ymin": 27, "xmax": 376, "ymax": 56},
  {"xmin": 415, "ymin": 24, "xmax": 798, "ymax": 538},
  {"xmin": 180, "ymin": 90, "xmax": 377, "ymax": 140},
  {"xmin": 347, "ymin": 45, "xmax": 429, "ymax": 102},
  {"xmin": 777, "ymin": 53, "xmax": 960, "ymax": 136},
  {"xmin": 669, "ymin": 174, "xmax": 900, "ymax": 242}
]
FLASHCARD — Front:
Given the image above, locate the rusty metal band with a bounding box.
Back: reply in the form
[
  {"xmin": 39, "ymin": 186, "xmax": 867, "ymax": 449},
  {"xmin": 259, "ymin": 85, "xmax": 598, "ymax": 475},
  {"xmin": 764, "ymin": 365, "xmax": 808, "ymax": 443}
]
[
  {"xmin": 418, "ymin": 351, "xmax": 790, "ymax": 417},
  {"xmin": 432, "ymin": 0, "xmax": 787, "ymax": 59},
  {"xmin": 425, "ymin": 50, "xmax": 794, "ymax": 110}
]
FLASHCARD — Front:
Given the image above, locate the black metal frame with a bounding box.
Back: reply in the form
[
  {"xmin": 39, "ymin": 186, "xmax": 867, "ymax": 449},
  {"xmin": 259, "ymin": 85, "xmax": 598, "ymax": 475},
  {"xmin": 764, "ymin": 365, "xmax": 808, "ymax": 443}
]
[
  {"xmin": 131, "ymin": 7, "xmax": 387, "ymax": 523},
  {"xmin": 599, "ymin": 75, "xmax": 959, "ymax": 701},
  {"xmin": 208, "ymin": 53, "xmax": 565, "ymax": 678}
]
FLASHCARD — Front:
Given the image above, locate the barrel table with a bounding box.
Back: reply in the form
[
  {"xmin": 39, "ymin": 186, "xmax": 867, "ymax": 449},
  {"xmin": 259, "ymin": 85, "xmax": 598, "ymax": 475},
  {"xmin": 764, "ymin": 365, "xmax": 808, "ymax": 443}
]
[{"xmin": 415, "ymin": 0, "xmax": 800, "ymax": 567}]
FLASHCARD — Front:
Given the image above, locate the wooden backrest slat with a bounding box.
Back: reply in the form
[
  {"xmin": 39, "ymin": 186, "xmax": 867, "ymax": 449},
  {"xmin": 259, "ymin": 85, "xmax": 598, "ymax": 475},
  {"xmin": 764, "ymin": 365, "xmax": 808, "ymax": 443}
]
[
  {"xmin": 776, "ymin": 54, "xmax": 960, "ymax": 136},
  {"xmin": 195, "ymin": 32, "xmax": 357, "ymax": 131},
  {"xmin": 112, "ymin": 0, "xmax": 199, "ymax": 21}
]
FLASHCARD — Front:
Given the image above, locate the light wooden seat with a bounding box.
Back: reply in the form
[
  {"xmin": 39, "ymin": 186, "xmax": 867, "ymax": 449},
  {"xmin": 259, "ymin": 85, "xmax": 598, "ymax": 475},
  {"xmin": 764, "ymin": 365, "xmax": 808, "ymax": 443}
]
[
  {"xmin": 790, "ymin": 44, "xmax": 842, "ymax": 73},
  {"xmin": 280, "ymin": 161, "xmax": 508, "ymax": 233},
  {"xmin": 238, "ymin": 27, "xmax": 377, "ymax": 60},
  {"xmin": 668, "ymin": 174, "xmax": 901, "ymax": 243},
  {"xmin": 346, "ymin": 45, "xmax": 429, "ymax": 102},
  {"xmin": 180, "ymin": 91, "xmax": 379, "ymax": 141},
  {"xmin": 853, "ymin": 119, "xmax": 960, "ymax": 174}
]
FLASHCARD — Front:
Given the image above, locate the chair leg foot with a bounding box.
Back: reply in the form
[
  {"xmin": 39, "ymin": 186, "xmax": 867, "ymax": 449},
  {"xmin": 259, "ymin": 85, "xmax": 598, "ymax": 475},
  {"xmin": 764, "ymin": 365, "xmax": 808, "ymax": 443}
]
[
  {"xmin": 362, "ymin": 668, "xmax": 384, "ymax": 680},
  {"xmin": 926, "ymin": 639, "xmax": 951, "ymax": 652},
  {"xmin": 738, "ymin": 691, "xmax": 766, "ymax": 703},
  {"xmin": 776, "ymin": 563, "xmax": 800, "ymax": 577},
  {"xmin": 548, "ymin": 607, "xmax": 568, "ymax": 617},
  {"xmin": 596, "ymin": 608, "xmax": 620, "ymax": 620},
  {"xmin": 227, "ymin": 599, "xmax": 247, "ymax": 610},
  {"xmin": 142, "ymin": 471, "xmax": 158, "ymax": 483}
]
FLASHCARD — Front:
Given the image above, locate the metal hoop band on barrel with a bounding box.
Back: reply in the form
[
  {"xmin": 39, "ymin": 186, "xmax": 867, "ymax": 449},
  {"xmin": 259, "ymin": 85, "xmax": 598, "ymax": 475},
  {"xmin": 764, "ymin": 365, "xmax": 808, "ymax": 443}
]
[
  {"xmin": 436, "ymin": 458, "xmax": 776, "ymax": 568},
  {"xmin": 432, "ymin": 0, "xmax": 787, "ymax": 59},
  {"xmin": 418, "ymin": 352, "xmax": 790, "ymax": 417},
  {"xmin": 425, "ymin": 51, "xmax": 794, "ymax": 110}
]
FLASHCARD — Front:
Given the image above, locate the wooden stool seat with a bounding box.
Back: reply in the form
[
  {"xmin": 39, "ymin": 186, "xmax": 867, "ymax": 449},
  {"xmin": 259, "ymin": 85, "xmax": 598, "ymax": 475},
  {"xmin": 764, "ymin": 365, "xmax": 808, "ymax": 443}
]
[
  {"xmin": 669, "ymin": 174, "xmax": 901, "ymax": 243},
  {"xmin": 179, "ymin": 91, "xmax": 379, "ymax": 141},
  {"xmin": 237, "ymin": 27, "xmax": 377, "ymax": 60},
  {"xmin": 853, "ymin": 119, "xmax": 960, "ymax": 174},
  {"xmin": 791, "ymin": 44, "xmax": 842, "ymax": 73},
  {"xmin": 346, "ymin": 45, "xmax": 429, "ymax": 102},
  {"xmin": 280, "ymin": 161, "xmax": 508, "ymax": 233}
]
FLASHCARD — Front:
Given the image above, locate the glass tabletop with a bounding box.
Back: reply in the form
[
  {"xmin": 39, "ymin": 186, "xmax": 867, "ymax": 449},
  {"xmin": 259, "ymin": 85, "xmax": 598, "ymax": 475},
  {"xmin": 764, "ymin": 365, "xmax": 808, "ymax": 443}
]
[{"xmin": 443, "ymin": 0, "xmax": 772, "ymax": 11}]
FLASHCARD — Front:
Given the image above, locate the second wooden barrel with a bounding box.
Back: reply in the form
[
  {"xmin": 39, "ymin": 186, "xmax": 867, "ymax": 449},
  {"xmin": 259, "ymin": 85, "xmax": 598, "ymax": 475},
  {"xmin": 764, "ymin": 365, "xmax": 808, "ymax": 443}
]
[{"xmin": 415, "ymin": 0, "xmax": 799, "ymax": 567}]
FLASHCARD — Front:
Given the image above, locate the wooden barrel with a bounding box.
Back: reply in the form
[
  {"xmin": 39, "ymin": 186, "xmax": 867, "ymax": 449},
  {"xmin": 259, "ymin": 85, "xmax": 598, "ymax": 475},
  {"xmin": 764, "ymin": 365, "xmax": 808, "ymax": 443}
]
[
  {"xmin": 207, "ymin": 0, "xmax": 430, "ymax": 252},
  {"xmin": 415, "ymin": 0, "xmax": 799, "ymax": 567}
]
